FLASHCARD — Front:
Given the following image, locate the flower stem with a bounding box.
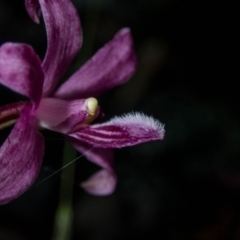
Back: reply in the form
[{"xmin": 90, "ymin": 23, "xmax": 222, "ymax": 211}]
[{"xmin": 51, "ymin": 141, "xmax": 77, "ymax": 240}]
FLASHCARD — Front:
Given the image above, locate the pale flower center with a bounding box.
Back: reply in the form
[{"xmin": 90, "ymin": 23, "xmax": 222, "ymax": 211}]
[
  {"xmin": 87, "ymin": 97, "xmax": 98, "ymax": 116},
  {"xmin": 71, "ymin": 97, "xmax": 99, "ymax": 131}
]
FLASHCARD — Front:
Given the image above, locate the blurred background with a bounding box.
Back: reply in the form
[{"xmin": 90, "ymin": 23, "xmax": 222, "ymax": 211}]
[{"xmin": 0, "ymin": 0, "xmax": 240, "ymax": 239}]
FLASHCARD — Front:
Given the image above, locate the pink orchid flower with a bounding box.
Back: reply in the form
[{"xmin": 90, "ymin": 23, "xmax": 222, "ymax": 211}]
[{"xmin": 0, "ymin": 0, "xmax": 165, "ymax": 205}]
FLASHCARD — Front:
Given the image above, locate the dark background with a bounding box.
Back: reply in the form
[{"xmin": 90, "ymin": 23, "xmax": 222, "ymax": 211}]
[{"xmin": 0, "ymin": 0, "xmax": 240, "ymax": 239}]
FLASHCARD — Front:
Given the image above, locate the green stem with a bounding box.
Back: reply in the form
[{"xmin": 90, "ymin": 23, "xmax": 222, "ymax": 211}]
[{"xmin": 51, "ymin": 141, "xmax": 77, "ymax": 240}]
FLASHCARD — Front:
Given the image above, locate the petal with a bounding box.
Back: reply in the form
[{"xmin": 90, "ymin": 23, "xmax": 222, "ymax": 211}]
[
  {"xmin": 81, "ymin": 169, "xmax": 116, "ymax": 196},
  {"xmin": 69, "ymin": 113, "xmax": 165, "ymax": 148},
  {"xmin": 0, "ymin": 104, "xmax": 44, "ymax": 204},
  {"xmin": 37, "ymin": 0, "xmax": 82, "ymax": 96},
  {"xmin": 36, "ymin": 98, "xmax": 94, "ymax": 134},
  {"xmin": 0, "ymin": 102, "xmax": 27, "ymax": 130},
  {"xmin": 54, "ymin": 28, "xmax": 136, "ymax": 100},
  {"xmin": 0, "ymin": 43, "xmax": 44, "ymax": 106},
  {"xmin": 69, "ymin": 140, "xmax": 114, "ymax": 171},
  {"xmin": 25, "ymin": 0, "xmax": 41, "ymax": 24},
  {"xmin": 69, "ymin": 139, "xmax": 116, "ymax": 195}
]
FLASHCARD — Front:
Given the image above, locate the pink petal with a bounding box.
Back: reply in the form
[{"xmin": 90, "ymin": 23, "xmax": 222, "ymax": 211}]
[
  {"xmin": 37, "ymin": 0, "xmax": 82, "ymax": 96},
  {"xmin": 70, "ymin": 140, "xmax": 114, "ymax": 171},
  {"xmin": 25, "ymin": 0, "xmax": 41, "ymax": 24},
  {"xmin": 36, "ymin": 98, "xmax": 91, "ymax": 134},
  {"xmin": 69, "ymin": 113, "xmax": 165, "ymax": 148},
  {"xmin": 54, "ymin": 28, "xmax": 136, "ymax": 100},
  {"xmin": 69, "ymin": 140, "xmax": 117, "ymax": 195},
  {"xmin": 0, "ymin": 43, "xmax": 44, "ymax": 106},
  {"xmin": 0, "ymin": 104, "xmax": 44, "ymax": 204},
  {"xmin": 81, "ymin": 169, "xmax": 117, "ymax": 196},
  {"xmin": 0, "ymin": 102, "xmax": 27, "ymax": 130}
]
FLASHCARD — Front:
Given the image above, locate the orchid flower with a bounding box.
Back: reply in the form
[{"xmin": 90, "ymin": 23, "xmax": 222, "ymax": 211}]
[{"xmin": 0, "ymin": 0, "xmax": 165, "ymax": 205}]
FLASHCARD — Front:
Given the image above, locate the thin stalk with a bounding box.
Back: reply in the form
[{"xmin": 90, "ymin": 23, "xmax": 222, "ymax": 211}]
[{"xmin": 51, "ymin": 141, "xmax": 77, "ymax": 240}]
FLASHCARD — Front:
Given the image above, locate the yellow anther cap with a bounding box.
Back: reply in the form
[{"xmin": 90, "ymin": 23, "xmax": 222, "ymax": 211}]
[{"xmin": 86, "ymin": 97, "xmax": 98, "ymax": 116}]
